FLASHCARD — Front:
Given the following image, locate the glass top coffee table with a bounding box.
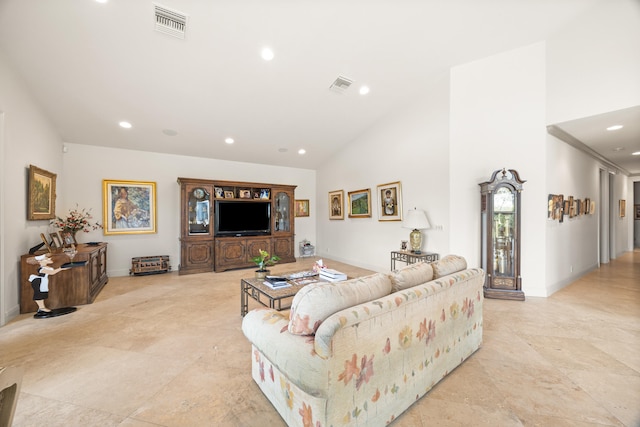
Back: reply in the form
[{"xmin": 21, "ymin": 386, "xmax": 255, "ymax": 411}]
[{"xmin": 240, "ymin": 271, "xmax": 330, "ymax": 316}]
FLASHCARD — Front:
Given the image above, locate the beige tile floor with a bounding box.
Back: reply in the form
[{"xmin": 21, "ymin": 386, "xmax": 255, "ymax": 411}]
[{"xmin": 1, "ymin": 251, "xmax": 638, "ymax": 427}]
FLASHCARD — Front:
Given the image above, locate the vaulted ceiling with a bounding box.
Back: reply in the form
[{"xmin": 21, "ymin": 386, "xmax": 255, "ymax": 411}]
[{"xmin": 1, "ymin": 0, "xmax": 638, "ymax": 173}]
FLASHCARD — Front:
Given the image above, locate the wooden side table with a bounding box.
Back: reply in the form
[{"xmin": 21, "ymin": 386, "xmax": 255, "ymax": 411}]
[{"xmin": 390, "ymin": 250, "xmax": 439, "ymax": 270}]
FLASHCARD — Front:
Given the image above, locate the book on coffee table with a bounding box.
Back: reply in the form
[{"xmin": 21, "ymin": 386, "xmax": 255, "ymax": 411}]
[
  {"xmin": 263, "ymin": 280, "xmax": 291, "ymax": 290},
  {"xmin": 319, "ymin": 268, "xmax": 347, "ymax": 281}
]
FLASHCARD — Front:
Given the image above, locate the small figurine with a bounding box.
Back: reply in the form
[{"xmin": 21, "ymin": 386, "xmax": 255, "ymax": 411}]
[{"xmin": 27, "ymin": 253, "xmax": 75, "ymax": 319}]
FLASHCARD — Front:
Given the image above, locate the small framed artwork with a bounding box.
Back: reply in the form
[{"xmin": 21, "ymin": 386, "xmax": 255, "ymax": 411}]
[
  {"xmin": 224, "ymin": 190, "xmax": 234, "ymax": 199},
  {"xmin": 103, "ymin": 180, "xmax": 157, "ymax": 235},
  {"xmin": 348, "ymin": 188, "xmax": 371, "ymax": 218},
  {"xmin": 50, "ymin": 232, "xmax": 63, "ymax": 249},
  {"xmin": 295, "ymin": 200, "xmax": 310, "ymax": 217},
  {"xmin": 60, "ymin": 230, "xmax": 77, "ymax": 246},
  {"xmin": 40, "ymin": 233, "xmax": 52, "ymax": 253},
  {"xmin": 239, "ymin": 189, "xmax": 251, "ymax": 199},
  {"xmin": 329, "ymin": 190, "xmax": 344, "ymax": 220},
  {"xmin": 377, "ymin": 181, "xmax": 402, "ymax": 221},
  {"xmin": 28, "ymin": 165, "xmax": 57, "ymax": 220},
  {"xmin": 253, "ymin": 191, "xmax": 261, "ymax": 199},
  {"xmin": 619, "ymin": 199, "xmax": 626, "ymax": 218},
  {"xmin": 214, "ymin": 187, "xmax": 224, "ymax": 198},
  {"xmin": 260, "ymin": 189, "xmax": 270, "ymax": 199}
]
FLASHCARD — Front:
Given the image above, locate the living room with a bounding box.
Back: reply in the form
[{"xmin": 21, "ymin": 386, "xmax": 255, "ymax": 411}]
[
  {"xmin": 0, "ymin": 1, "xmax": 639, "ymax": 425},
  {"xmin": 2, "ymin": 1, "xmax": 638, "ymax": 324}
]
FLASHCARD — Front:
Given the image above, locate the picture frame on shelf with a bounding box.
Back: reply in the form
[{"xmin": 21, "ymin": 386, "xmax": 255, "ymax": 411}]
[
  {"xmin": 50, "ymin": 232, "xmax": 63, "ymax": 249},
  {"xmin": 28, "ymin": 165, "xmax": 57, "ymax": 220},
  {"xmin": 239, "ymin": 189, "xmax": 251, "ymax": 199},
  {"xmin": 377, "ymin": 181, "xmax": 402, "ymax": 221},
  {"xmin": 295, "ymin": 199, "xmax": 310, "ymax": 217},
  {"xmin": 103, "ymin": 180, "xmax": 157, "ymax": 235},
  {"xmin": 224, "ymin": 190, "xmax": 234, "ymax": 199},
  {"xmin": 348, "ymin": 188, "xmax": 371, "ymax": 218},
  {"xmin": 214, "ymin": 187, "xmax": 224, "ymax": 198},
  {"xmin": 40, "ymin": 233, "xmax": 52, "ymax": 253},
  {"xmin": 260, "ymin": 189, "xmax": 270, "ymax": 199},
  {"xmin": 60, "ymin": 229, "xmax": 77, "ymax": 246},
  {"xmin": 328, "ymin": 190, "xmax": 344, "ymax": 220}
]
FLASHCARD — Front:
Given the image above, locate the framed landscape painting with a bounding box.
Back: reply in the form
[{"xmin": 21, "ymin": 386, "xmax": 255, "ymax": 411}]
[
  {"xmin": 28, "ymin": 165, "xmax": 56, "ymax": 220},
  {"xmin": 328, "ymin": 190, "xmax": 344, "ymax": 220},
  {"xmin": 377, "ymin": 181, "xmax": 402, "ymax": 221},
  {"xmin": 348, "ymin": 188, "xmax": 371, "ymax": 218},
  {"xmin": 103, "ymin": 180, "xmax": 157, "ymax": 235}
]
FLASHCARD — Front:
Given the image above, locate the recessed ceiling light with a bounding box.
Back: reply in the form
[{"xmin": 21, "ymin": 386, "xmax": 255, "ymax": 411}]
[
  {"xmin": 225, "ymin": 137, "xmax": 234, "ymax": 144},
  {"xmin": 606, "ymin": 125, "xmax": 623, "ymax": 131},
  {"xmin": 298, "ymin": 149, "xmax": 306, "ymax": 155},
  {"xmin": 359, "ymin": 86, "xmax": 370, "ymax": 95},
  {"xmin": 162, "ymin": 129, "xmax": 178, "ymax": 136},
  {"xmin": 278, "ymin": 148, "xmax": 288, "ymax": 153},
  {"xmin": 632, "ymin": 151, "xmax": 640, "ymax": 156},
  {"xmin": 119, "ymin": 121, "xmax": 132, "ymax": 129},
  {"xmin": 261, "ymin": 47, "xmax": 274, "ymax": 61}
]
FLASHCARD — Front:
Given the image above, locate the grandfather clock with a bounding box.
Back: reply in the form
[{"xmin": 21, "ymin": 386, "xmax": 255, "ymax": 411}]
[{"xmin": 479, "ymin": 168, "xmax": 525, "ymax": 301}]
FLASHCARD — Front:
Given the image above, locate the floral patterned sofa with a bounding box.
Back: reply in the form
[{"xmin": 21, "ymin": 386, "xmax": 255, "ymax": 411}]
[{"xmin": 241, "ymin": 255, "xmax": 484, "ymax": 427}]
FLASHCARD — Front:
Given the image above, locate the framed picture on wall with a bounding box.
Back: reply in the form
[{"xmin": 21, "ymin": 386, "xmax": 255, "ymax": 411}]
[
  {"xmin": 103, "ymin": 180, "xmax": 157, "ymax": 235},
  {"xmin": 619, "ymin": 199, "xmax": 626, "ymax": 218},
  {"xmin": 348, "ymin": 188, "xmax": 371, "ymax": 218},
  {"xmin": 377, "ymin": 181, "xmax": 402, "ymax": 221},
  {"xmin": 635, "ymin": 204, "xmax": 640, "ymax": 220},
  {"xmin": 28, "ymin": 165, "xmax": 57, "ymax": 220},
  {"xmin": 295, "ymin": 199, "xmax": 310, "ymax": 217},
  {"xmin": 328, "ymin": 190, "xmax": 344, "ymax": 220}
]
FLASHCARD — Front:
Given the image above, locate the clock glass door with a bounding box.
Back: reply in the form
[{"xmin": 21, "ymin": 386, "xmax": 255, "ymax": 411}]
[{"xmin": 492, "ymin": 186, "xmax": 515, "ymax": 280}]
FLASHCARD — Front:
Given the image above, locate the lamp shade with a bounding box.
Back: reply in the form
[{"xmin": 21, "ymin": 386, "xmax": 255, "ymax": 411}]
[{"xmin": 402, "ymin": 208, "xmax": 431, "ymax": 230}]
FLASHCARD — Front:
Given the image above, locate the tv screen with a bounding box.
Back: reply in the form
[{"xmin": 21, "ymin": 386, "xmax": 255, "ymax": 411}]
[{"xmin": 215, "ymin": 201, "xmax": 271, "ymax": 236}]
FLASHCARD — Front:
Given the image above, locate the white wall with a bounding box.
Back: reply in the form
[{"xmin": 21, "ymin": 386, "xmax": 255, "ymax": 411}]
[
  {"xmin": 450, "ymin": 42, "xmax": 548, "ymax": 297},
  {"xmin": 316, "ymin": 79, "xmax": 451, "ymax": 273},
  {"xmin": 62, "ymin": 143, "xmax": 316, "ymax": 276},
  {"xmin": 0, "ymin": 49, "xmax": 64, "ymax": 324},
  {"xmin": 544, "ymin": 136, "xmax": 601, "ymax": 294},
  {"xmin": 546, "ymin": 0, "xmax": 640, "ymax": 124}
]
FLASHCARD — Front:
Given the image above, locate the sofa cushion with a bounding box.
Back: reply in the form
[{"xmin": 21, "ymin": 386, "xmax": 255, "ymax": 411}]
[
  {"xmin": 432, "ymin": 254, "xmax": 467, "ymax": 278},
  {"xmin": 288, "ymin": 272, "xmax": 392, "ymax": 336},
  {"xmin": 389, "ymin": 261, "xmax": 434, "ymax": 292}
]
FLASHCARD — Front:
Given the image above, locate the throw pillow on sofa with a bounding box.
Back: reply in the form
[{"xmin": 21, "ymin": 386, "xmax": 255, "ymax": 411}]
[
  {"xmin": 288, "ymin": 272, "xmax": 392, "ymax": 336},
  {"xmin": 389, "ymin": 261, "xmax": 434, "ymax": 292},
  {"xmin": 432, "ymin": 254, "xmax": 467, "ymax": 278}
]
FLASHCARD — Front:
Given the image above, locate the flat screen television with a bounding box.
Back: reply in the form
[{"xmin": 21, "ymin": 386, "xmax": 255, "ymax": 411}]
[{"xmin": 215, "ymin": 200, "xmax": 271, "ymax": 237}]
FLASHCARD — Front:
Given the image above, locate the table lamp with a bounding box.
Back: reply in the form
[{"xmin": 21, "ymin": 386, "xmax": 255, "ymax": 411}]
[{"xmin": 403, "ymin": 208, "xmax": 431, "ymax": 253}]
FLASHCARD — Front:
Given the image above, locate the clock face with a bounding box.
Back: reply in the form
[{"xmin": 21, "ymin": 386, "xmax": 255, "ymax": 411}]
[
  {"xmin": 193, "ymin": 188, "xmax": 205, "ymax": 199},
  {"xmin": 494, "ymin": 187, "xmax": 514, "ymax": 212}
]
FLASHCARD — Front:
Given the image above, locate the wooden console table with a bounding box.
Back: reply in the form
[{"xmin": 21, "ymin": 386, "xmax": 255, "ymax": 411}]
[{"xmin": 20, "ymin": 243, "xmax": 108, "ymax": 313}]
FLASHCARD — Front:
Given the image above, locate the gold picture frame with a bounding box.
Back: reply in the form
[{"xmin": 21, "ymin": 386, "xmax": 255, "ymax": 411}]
[
  {"xmin": 49, "ymin": 232, "xmax": 63, "ymax": 249},
  {"xmin": 40, "ymin": 233, "xmax": 52, "ymax": 253},
  {"xmin": 295, "ymin": 200, "xmax": 310, "ymax": 217},
  {"xmin": 348, "ymin": 188, "xmax": 372, "ymax": 218},
  {"xmin": 377, "ymin": 181, "xmax": 402, "ymax": 221},
  {"xmin": 103, "ymin": 180, "xmax": 157, "ymax": 235},
  {"xmin": 328, "ymin": 190, "xmax": 344, "ymax": 220},
  {"xmin": 28, "ymin": 165, "xmax": 57, "ymax": 220},
  {"xmin": 619, "ymin": 199, "xmax": 626, "ymax": 218}
]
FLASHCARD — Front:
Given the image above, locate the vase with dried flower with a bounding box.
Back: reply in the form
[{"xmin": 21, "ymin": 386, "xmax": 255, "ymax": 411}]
[{"xmin": 51, "ymin": 205, "xmax": 102, "ymax": 245}]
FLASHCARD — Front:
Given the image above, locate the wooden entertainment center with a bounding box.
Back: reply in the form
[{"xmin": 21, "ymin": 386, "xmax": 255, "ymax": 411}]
[{"xmin": 177, "ymin": 178, "xmax": 296, "ymax": 274}]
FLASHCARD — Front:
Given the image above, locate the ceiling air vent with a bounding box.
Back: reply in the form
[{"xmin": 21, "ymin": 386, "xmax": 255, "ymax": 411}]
[
  {"xmin": 154, "ymin": 4, "xmax": 188, "ymax": 39},
  {"xmin": 329, "ymin": 76, "xmax": 353, "ymax": 94}
]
